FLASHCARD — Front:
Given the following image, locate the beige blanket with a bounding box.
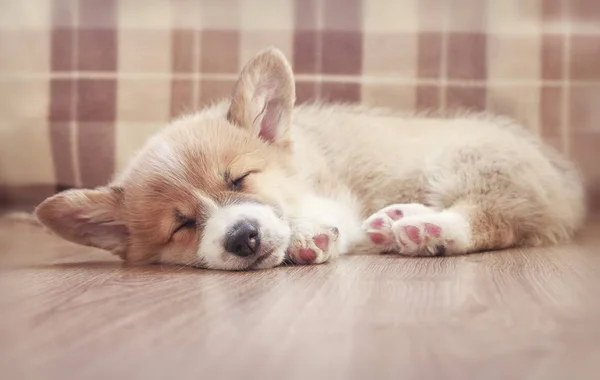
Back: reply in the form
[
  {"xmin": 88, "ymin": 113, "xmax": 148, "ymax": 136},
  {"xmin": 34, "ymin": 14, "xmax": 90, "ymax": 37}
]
[{"xmin": 0, "ymin": 0, "xmax": 598, "ymax": 210}]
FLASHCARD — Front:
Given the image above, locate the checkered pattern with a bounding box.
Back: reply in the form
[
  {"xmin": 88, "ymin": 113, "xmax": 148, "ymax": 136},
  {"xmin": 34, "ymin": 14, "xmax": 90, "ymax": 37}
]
[{"xmin": 1, "ymin": 0, "xmax": 599, "ymax": 210}]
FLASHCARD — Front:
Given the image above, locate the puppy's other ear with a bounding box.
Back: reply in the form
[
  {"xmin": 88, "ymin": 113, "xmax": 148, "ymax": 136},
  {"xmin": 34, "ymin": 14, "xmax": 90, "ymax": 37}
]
[
  {"xmin": 35, "ymin": 187, "xmax": 129, "ymax": 255},
  {"xmin": 227, "ymin": 47, "xmax": 295, "ymax": 145}
]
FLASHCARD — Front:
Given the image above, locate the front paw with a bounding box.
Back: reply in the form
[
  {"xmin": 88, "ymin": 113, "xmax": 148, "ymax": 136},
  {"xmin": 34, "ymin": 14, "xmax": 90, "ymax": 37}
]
[{"xmin": 286, "ymin": 223, "xmax": 339, "ymax": 265}]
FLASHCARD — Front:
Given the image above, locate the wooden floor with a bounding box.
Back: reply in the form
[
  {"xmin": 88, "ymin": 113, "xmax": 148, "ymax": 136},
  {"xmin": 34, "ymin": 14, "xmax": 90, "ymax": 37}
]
[{"xmin": 1, "ymin": 215, "xmax": 600, "ymax": 380}]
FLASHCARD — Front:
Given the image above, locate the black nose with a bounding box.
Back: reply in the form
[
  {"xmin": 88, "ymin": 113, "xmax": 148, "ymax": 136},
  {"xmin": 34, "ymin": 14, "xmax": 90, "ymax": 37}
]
[{"xmin": 224, "ymin": 220, "xmax": 261, "ymax": 257}]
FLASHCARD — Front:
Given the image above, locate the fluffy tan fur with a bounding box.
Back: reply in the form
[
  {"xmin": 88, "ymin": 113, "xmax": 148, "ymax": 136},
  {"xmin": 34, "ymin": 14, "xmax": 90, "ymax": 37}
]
[{"xmin": 35, "ymin": 48, "xmax": 586, "ymax": 270}]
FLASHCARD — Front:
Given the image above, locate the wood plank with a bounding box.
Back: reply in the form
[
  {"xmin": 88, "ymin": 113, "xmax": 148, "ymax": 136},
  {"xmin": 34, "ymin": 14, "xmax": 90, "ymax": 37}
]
[{"xmin": 1, "ymin": 216, "xmax": 599, "ymax": 380}]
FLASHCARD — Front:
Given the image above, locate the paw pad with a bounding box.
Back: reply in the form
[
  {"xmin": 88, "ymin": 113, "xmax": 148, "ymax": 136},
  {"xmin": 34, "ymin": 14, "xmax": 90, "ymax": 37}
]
[
  {"xmin": 424, "ymin": 223, "xmax": 441, "ymax": 238},
  {"xmin": 298, "ymin": 249, "xmax": 317, "ymax": 264},
  {"xmin": 313, "ymin": 234, "xmax": 329, "ymax": 252},
  {"xmin": 404, "ymin": 225, "xmax": 422, "ymax": 244},
  {"xmin": 369, "ymin": 218, "xmax": 385, "ymax": 229},
  {"xmin": 386, "ymin": 209, "xmax": 403, "ymax": 220},
  {"xmin": 368, "ymin": 232, "xmax": 388, "ymax": 245}
]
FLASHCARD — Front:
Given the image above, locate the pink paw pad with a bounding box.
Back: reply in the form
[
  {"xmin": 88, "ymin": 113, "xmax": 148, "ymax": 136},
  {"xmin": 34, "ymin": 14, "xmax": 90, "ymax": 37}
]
[
  {"xmin": 298, "ymin": 249, "xmax": 317, "ymax": 264},
  {"xmin": 404, "ymin": 225, "xmax": 422, "ymax": 244},
  {"xmin": 369, "ymin": 232, "xmax": 388, "ymax": 245},
  {"xmin": 385, "ymin": 209, "xmax": 404, "ymax": 221},
  {"xmin": 313, "ymin": 234, "xmax": 329, "ymax": 251},
  {"xmin": 424, "ymin": 223, "xmax": 441, "ymax": 238},
  {"xmin": 369, "ymin": 218, "xmax": 385, "ymax": 229}
]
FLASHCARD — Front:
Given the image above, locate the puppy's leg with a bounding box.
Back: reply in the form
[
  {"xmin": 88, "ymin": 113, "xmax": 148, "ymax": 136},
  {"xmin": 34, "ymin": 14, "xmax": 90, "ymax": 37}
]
[
  {"xmin": 362, "ymin": 142, "xmax": 582, "ymax": 255},
  {"xmin": 286, "ymin": 193, "xmax": 363, "ymax": 265},
  {"xmin": 363, "ymin": 203, "xmax": 436, "ymax": 252},
  {"xmin": 363, "ymin": 201, "xmax": 519, "ymax": 256}
]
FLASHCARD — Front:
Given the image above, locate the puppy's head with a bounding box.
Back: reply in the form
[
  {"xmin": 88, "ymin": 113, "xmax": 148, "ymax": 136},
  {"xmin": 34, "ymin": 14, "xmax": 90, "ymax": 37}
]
[{"xmin": 35, "ymin": 48, "xmax": 302, "ymax": 270}]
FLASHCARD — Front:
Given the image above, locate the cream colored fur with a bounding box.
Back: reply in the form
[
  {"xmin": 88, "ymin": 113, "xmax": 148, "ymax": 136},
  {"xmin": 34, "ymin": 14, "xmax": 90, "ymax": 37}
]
[
  {"xmin": 35, "ymin": 48, "xmax": 586, "ymax": 270},
  {"xmin": 290, "ymin": 103, "xmax": 586, "ymax": 256}
]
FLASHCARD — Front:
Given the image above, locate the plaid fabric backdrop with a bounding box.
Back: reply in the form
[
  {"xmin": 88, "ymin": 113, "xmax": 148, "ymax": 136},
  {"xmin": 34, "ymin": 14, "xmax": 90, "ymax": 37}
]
[{"xmin": 0, "ymin": 0, "xmax": 599, "ymax": 210}]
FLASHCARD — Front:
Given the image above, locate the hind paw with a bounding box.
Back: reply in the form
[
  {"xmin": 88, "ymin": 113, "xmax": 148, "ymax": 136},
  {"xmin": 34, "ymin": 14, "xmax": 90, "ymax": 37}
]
[
  {"xmin": 363, "ymin": 204, "xmax": 470, "ymax": 256},
  {"xmin": 390, "ymin": 219, "xmax": 448, "ymax": 256},
  {"xmin": 363, "ymin": 203, "xmax": 435, "ymax": 251}
]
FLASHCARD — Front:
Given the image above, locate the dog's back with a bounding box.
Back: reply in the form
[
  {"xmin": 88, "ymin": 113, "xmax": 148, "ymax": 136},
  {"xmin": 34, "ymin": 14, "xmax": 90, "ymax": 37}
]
[{"xmin": 290, "ymin": 104, "xmax": 586, "ymax": 253}]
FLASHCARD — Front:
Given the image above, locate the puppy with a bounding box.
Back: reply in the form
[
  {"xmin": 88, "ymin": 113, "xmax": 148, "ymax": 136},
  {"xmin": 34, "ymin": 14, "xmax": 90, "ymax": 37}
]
[{"xmin": 35, "ymin": 48, "xmax": 586, "ymax": 270}]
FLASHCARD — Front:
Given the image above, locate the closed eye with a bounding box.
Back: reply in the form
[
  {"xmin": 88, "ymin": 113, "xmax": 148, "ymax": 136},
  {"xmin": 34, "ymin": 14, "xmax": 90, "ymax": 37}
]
[
  {"xmin": 172, "ymin": 211, "xmax": 196, "ymax": 237},
  {"xmin": 174, "ymin": 219, "xmax": 196, "ymax": 234},
  {"xmin": 229, "ymin": 171, "xmax": 258, "ymax": 191}
]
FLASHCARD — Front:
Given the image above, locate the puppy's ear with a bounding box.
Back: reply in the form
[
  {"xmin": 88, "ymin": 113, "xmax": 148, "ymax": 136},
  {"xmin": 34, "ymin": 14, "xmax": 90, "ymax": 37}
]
[
  {"xmin": 227, "ymin": 47, "xmax": 295, "ymax": 145},
  {"xmin": 35, "ymin": 187, "xmax": 129, "ymax": 255}
]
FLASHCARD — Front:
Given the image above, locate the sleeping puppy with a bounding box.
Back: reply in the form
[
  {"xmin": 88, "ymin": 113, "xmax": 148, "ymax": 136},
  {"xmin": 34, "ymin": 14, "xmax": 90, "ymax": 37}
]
[{"xmin": 35, "ymin": 48, "xmax": 586, "ymax": 270}]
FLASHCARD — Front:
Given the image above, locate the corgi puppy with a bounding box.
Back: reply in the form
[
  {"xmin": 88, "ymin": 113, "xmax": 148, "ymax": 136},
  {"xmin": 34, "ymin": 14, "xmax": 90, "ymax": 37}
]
[{"xmin": 35, "ymin": 48, "xmax": 586, "ymax": 271}]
